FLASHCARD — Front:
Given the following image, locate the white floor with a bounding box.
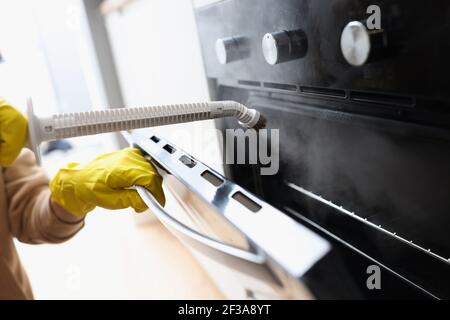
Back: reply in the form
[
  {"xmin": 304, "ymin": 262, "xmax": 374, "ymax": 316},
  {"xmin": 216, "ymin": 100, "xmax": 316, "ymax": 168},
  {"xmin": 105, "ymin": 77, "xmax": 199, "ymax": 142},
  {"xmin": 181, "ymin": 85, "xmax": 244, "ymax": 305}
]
[{"xmin": 15, "ymin": 134, "xmax": 222, "ymax": 299}]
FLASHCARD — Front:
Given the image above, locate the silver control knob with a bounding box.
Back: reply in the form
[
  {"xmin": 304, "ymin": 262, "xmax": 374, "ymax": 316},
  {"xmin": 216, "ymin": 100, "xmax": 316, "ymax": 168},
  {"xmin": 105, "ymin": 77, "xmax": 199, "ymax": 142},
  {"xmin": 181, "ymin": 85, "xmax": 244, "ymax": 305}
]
[
  {"xmin": 340, "ymin": 21, "xmax": 371, "ymax": 67},
  {"xmin": 341, "ymin": 20, "xmax": 388, "ymax": 67},
  {"xmin": 215, "ymin": 37, "xmax": 248, "ymax": 64},
  {"xmin": 262, "ymin": 30, "xmax": 307, "ymax": 65}
]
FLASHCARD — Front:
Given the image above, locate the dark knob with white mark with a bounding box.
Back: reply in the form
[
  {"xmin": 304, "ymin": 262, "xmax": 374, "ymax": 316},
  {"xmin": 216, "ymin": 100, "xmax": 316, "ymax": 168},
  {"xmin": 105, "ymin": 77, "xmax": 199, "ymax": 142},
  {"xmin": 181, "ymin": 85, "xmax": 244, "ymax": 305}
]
[
  {"xmin": 215, "ymin": 36, "xmax": 249, "ymax": 64},
  {"xmin": 262, "ymin": 30, "xmax": 307, "ymax": 65},
  {"xmin": 340, "ymin": 21, "xmax": 387, "ymax": 66}
]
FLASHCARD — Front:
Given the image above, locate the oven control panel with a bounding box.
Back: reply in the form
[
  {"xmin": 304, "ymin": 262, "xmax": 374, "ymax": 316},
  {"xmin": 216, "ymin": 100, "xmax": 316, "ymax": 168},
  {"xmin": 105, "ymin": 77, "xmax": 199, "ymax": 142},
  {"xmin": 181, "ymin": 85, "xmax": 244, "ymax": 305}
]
[{"xmin": 194, "ymin": 0, "xmax": 450, "ymax": 127}]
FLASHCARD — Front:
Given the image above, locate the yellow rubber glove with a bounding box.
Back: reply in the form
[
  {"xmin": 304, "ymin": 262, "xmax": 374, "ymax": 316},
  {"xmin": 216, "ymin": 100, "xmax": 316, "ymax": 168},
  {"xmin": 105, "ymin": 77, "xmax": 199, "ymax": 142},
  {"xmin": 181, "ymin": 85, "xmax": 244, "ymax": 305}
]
[
  {"xmin": 50, "ymin": 147, "xmax": 165, "ymax": 217},
  {"xmin": 0, "ymin": 99, "xmax": 28, "ymax": 166}
]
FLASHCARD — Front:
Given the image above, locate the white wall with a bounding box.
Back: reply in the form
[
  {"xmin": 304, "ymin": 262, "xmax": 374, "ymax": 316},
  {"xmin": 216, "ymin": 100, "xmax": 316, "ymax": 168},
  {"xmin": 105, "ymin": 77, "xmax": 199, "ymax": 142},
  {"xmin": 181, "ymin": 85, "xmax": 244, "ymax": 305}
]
[
  {"xmin": 0, "ymin": 0, "xmax": 110, "ymax": 115},
  {"xmin": 104, "ymin": 0, "xmax": 223, "ymax": 172},
  {"xmin": 0, "ymin": 0, "xmax": 58, "ymax": 115}
]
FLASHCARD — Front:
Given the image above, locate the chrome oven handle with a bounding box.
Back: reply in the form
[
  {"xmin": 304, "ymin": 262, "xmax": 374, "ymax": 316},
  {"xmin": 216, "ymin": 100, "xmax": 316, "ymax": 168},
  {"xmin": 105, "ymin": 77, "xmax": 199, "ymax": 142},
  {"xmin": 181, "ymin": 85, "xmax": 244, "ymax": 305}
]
[{"xmin": 136, "ymin": 186, "xmax": 267, "ymax": 265}]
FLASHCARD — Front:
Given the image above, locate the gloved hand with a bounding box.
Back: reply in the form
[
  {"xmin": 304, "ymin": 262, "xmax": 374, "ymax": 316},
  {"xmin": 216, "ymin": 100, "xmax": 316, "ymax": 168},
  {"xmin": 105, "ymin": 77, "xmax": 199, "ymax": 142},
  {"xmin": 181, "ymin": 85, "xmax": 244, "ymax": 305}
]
[
  {"xmin": 0, "ymin": 99, "xmax": 28, "ymax": 166},
  {"xmin": 50, "ymin": 147, "xmax": 165, "ymax": 217}
]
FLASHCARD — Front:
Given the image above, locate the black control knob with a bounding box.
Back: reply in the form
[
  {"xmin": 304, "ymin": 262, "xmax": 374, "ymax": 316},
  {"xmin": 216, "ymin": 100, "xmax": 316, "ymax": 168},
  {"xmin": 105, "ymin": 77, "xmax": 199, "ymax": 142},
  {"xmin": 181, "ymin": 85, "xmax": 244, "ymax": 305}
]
[
  {"xmin": 340, "ymin": 21, "xmax": 387, "ymax": 66},
  {"xmin": 262, "ymin": 30, "xmax": 307, "ymax": 65},
  {"xmin": 215, "ymin": 36, "xmax": 249, "ymax": 64}
]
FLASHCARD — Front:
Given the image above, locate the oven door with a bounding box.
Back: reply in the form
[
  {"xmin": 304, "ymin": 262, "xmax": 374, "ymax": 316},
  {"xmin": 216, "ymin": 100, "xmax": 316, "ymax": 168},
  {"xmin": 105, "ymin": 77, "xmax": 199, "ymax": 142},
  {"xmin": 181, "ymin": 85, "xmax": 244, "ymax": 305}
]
[{"xmin": 123, "ymin": 129, "xmax": 331, "ymax": 299}]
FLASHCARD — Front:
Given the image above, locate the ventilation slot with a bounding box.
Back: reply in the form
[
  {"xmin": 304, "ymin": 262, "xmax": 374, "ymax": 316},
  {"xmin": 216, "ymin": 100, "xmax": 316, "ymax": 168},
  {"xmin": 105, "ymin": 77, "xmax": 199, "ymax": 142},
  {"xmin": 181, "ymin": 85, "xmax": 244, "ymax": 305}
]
[
  {"xmin": 263, "ymin": 82, "xmax": 297, "ymax": 91},
  {"xmin": 179, "ymin": 155, "xmax": 196, "ymax": 168},
  {"xmin": 232, "ymin": 191, "xmax": 262, "ymax": 212},
  {"xmin": 163, "ymin": 144, "xmax": 176, "ymax": 154},
  {"xmin": 201, "ymin": 170, "xmax": 224, "ymax": 187},
  {"xmin": 300, "ymin": 86, "xmax": 346, "ymax": 98},
  {"xmin": 350, "ymin": 91, "xmax": 415, "ymax": 107},
  {"xmin": 238, "ymin": 80, "xmax": 261, "ymax": 87},
  {"xmin": 150, "ymin": 135, "xmax": 160, "ymax": 143}
]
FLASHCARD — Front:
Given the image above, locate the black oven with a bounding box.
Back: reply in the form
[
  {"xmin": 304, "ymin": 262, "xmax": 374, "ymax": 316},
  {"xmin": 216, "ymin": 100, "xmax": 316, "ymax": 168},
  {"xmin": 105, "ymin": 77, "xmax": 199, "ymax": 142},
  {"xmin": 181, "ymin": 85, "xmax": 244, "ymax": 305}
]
[{"xmin": 192, "ymin": 0, "xmax": 450, "ymax": 299}]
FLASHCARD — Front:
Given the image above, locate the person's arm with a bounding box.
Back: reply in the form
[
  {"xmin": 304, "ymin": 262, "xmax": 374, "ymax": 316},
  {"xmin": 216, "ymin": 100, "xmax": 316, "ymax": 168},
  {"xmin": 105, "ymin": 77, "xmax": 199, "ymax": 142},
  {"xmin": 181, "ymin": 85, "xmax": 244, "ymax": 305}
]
[
  {"xmin": 0, "ymin": 100, "xmax": 164, "ymax": 240},
  {"xmin": 3, "ymin": 149, "xmax": 84, "ymax": 244}
]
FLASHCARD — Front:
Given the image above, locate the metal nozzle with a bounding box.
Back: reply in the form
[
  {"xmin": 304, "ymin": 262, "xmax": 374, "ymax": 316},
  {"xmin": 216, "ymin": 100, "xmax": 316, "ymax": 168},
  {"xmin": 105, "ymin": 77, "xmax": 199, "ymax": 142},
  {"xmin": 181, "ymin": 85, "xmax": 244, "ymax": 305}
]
[{"xmin": 252, "ymin": 113, "xmax": 267, "ymax": 130}]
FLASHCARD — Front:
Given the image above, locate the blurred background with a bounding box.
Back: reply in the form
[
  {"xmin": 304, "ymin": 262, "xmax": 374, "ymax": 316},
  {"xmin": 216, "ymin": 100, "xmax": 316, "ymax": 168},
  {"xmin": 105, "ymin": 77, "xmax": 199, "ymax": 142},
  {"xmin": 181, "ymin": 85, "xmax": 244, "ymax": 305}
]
[{"xmin": 0, "ymin": 0, "xmax": 224, "ymax": 299}]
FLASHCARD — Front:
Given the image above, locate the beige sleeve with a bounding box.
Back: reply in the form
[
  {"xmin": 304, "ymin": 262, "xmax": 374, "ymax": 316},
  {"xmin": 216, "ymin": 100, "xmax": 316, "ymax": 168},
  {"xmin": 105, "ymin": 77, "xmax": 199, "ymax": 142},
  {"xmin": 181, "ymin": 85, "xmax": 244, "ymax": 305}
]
[{"xmin": 3, "ymin": 149, "xmax": 84, "ymax": 244}]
